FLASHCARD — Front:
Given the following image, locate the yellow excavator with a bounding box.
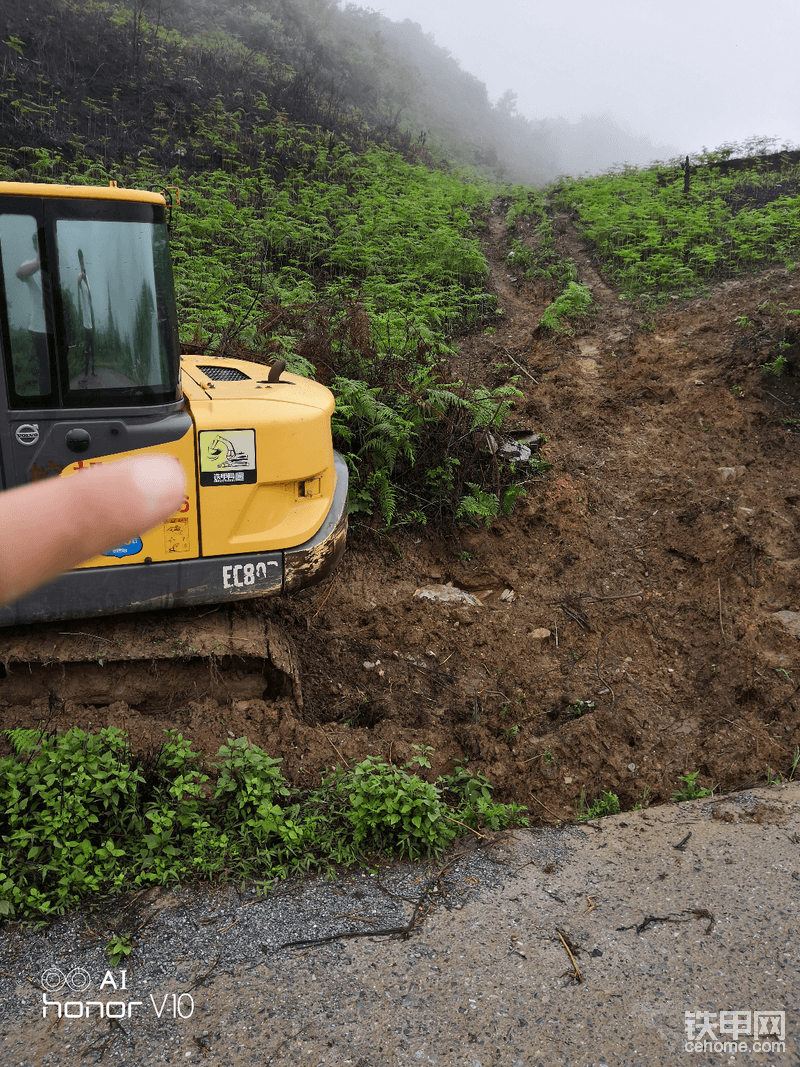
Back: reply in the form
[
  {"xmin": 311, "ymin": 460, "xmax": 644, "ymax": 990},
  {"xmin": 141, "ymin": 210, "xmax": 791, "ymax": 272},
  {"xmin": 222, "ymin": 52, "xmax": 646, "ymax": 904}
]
[{"xmin": 0, "ymin": 182, "xmax": 347, "ymax": 702}]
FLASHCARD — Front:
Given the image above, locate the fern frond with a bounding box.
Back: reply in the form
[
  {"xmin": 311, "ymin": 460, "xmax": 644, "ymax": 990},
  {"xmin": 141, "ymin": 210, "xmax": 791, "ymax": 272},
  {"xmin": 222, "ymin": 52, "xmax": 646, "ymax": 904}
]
[
  {"xmin": 3, "ymin": 728, "xmax": 45, "ymax": 755},
  {"xmin": 455, "ymin": 484, "xmax": 500, "ymax": 527}
]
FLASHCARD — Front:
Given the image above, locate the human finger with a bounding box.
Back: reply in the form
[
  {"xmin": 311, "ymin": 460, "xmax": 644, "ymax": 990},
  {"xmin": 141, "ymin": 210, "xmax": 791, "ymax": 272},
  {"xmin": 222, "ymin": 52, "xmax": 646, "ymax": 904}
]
[{"xmin": 0, "ymin": 455, "xmax": 186, "ymax": 606}]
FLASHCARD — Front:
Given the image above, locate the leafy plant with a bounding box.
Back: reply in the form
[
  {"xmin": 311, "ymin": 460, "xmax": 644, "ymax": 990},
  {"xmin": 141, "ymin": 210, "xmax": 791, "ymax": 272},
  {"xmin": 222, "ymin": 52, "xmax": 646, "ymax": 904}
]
[
  {"xmin": 565, "ymin": 699, "xmax": 595, "ymax": 717},
  {"xmin": 440, "ymin": 763, "xmax": 529, "ymax": 831},
  {"xmin": 3, "ymin": 727, "xmax": 45, "ymax": 754},
  {"xmin": 632, "ymin": 786, "xmax": 651, "ymax": 810},
  {"xmin": 575, "ymin": 789, "xmax": 621, "ymax": 822},
  {"xmin": 341, "ymin": 757, "xmax": 454, "ymax": 860},
  {"xmin": 106, "ymin": 933, "xmax": 133, "ymax": 966},
  {"xmin": 671, "ymin": 770, "xmax": 714, "ymax": 802},
  {"xmin": 455, "ymin": 483, "xmax": 502, "ymax": 527},
  {"xmin": 407, "ymin": 744, "xmax": 434, "ymax": 770},
  {"xmin": 0, "ymin": 727, "xmax": 528, "ymax": 920},
  {"xmin": 761, "ymin": 352, "xmax": 788, "ymax": 377},
  {"xmin": 538, "ymin": 281, "xmax": 594, "ymax": 332}
]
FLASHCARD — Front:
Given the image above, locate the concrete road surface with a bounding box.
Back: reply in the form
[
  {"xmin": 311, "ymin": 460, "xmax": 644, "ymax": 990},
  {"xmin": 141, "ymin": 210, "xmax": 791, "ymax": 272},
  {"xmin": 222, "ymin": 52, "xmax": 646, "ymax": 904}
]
[{"xmin": 1, "ymin": 783, "xmax": 798, "ymax": 1065}]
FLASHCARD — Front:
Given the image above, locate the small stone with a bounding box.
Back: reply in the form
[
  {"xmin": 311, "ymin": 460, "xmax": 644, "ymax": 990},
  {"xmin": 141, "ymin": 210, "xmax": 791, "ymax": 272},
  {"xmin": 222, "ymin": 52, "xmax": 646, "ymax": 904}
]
[
  {"xmin": 529, "ymin": 627, "xmax": 552, "ymax": 649},
  {"xmin": 717, "ymin": 465, "xmax": 747, "ymax": 483},
  {"xmin": 414, "ymin": 584, "xmax": 481, "ymax": 607},
  {"xmin": 773, "ymin": 611, "xmax": 800, "ymax": 639}
]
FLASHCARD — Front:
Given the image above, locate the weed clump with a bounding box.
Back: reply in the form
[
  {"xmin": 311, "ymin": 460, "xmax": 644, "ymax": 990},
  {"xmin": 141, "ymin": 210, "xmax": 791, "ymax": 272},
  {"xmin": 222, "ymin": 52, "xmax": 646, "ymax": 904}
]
[
  {"xmin": 0, "ymin": 727, "xmax": 528, "ymax": 922},
  {"xmin": 575, "ymin": 789, "xmax": 621, "ymax": 822},
  {"xmin": 671, "ymin": 770, "xmax": 714, "ymax": 802}
]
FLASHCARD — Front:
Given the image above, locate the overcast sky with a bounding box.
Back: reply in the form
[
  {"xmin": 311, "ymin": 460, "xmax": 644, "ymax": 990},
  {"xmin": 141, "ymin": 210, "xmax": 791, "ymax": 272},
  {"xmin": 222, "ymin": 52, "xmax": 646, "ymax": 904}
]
[{"xmin": 366, "ymin": 0, "xmax": 800, "ymax": 156}]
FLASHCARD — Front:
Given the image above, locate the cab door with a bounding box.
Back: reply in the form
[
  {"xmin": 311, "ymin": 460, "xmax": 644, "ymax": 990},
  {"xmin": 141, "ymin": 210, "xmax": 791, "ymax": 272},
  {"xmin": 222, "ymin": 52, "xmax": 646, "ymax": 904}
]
[{"xmin": 0, "ymin": 192, "xmax": 188, "ymax": 491}]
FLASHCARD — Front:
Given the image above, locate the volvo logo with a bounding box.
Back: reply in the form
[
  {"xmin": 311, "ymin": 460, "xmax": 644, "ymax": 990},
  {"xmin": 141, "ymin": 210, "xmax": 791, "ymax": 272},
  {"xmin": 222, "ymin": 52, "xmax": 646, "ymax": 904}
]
[{"xmin": 15, "ymin": 423, "xmax": 39, "ymax": 446}]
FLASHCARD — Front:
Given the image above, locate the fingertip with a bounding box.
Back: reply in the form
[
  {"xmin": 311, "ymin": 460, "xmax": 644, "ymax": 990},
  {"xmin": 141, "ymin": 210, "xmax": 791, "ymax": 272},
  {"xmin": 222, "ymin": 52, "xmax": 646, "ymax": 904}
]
[{"xmin": 123, "ymin": 455, "xmax": 187, "ymax": 528}]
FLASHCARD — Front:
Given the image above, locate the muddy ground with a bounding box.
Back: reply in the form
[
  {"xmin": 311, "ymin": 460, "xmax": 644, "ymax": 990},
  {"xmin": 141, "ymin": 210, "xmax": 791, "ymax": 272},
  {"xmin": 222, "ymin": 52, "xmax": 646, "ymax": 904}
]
[{"xmin": 3, "ymin": 204, "xmax": 800, "ymax": 822}]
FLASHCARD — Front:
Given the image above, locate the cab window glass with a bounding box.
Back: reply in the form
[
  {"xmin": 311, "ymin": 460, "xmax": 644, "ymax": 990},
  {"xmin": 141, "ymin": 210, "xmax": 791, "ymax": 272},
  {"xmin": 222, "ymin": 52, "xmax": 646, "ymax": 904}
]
[
  {"xmin": 55, "ymin": 219, "xmax": 175, "ymax": 399},
  {"xmin": 0, "ymin": 214, "xmax": 52, "ymax": 397}
]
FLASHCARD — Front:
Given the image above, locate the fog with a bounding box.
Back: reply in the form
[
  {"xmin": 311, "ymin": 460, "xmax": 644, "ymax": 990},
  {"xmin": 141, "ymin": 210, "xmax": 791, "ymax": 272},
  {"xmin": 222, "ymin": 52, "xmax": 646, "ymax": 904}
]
[{"xmin": 369, "ymin": 0, "xmax": 800, "ymax": 162}]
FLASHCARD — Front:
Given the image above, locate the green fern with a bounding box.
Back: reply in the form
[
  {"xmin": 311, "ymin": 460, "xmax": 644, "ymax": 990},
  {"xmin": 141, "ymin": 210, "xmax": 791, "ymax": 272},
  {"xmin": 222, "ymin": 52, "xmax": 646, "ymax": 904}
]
[
  {"xmin": 538, "ymin": 281, "xmax": 594, "ymax": 332},
  {"xmin": 367, "ymin": 470, "xmax": 398, "ymax": 524},
  {"xmin": 3, "ymin": 728, "xmax": 45, "ymax": 755},
  {"xmin": 455, "ymin": 483, "xmax": 500, "ymax": 527},
  {"xmin": 333, "ymin": 377, "xmax": 415, "ymax": 467},
  {"xmin": 501, "ymin": 482, "xmax": 527, "ymax": 514},
  {"xmin": 468, "ymin": 383, "xmax": 523, "ymax": 429}
]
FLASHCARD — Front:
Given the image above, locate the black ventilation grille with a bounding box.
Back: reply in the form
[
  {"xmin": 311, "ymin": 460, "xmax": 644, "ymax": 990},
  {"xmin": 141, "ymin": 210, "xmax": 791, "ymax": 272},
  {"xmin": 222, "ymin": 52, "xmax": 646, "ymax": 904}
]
[{"xmin": 198, "ymin": 365, "xmax": 250, "ymax": 382}]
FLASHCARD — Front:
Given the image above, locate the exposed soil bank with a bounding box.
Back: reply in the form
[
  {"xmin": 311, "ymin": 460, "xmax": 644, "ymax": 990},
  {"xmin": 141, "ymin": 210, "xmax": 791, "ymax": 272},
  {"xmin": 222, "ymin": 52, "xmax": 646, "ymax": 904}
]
[{"xmin": 3, "ymin": 205, "xmax": 800, "ymax": 825}]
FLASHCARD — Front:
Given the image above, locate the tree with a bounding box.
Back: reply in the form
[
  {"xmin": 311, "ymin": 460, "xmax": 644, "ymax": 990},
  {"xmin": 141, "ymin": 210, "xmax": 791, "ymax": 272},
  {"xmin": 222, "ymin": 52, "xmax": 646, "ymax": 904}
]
[{"xmin": 496, "ymin": 89, "xmax": 518, "ymax": 117}]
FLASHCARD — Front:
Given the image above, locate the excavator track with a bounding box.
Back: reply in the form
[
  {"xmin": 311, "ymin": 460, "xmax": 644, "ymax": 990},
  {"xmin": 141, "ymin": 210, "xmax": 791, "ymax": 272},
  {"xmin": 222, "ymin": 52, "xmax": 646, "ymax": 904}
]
[{"xmin": 0, "ymin": 608, "xmax": 302, "ymax": 717}]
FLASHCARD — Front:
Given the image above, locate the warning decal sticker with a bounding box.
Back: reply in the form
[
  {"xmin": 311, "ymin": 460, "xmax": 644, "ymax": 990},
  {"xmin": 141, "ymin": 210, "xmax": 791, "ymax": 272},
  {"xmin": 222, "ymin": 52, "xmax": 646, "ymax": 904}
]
[
  {"xmin": 198, "ymin": 429, "xmax": 257, "ymax": 486},
  {"xmin": 164, "ymin": 518, "xmax": 191, "ymax": 554}
]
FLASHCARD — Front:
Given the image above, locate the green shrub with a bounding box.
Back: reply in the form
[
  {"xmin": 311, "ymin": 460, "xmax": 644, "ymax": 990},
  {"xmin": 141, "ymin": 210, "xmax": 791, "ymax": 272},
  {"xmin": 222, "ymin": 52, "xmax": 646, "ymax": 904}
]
[
  {"xmin": 0, "ymin": 727, "xmax": 143, "ymax": 917},
  {"xmin": 341, "ymin": 757, "xmax": 456, "ymax": 860},
  {"xmin": 441, "ymin": 764, "xmax": 529, "ymax": 831}
]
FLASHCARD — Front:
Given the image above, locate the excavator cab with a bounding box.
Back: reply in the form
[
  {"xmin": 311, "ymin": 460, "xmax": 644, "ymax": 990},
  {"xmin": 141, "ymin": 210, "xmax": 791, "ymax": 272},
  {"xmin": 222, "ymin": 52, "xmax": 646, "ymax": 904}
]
[{"xmin": 0, "ymin": 182, "xmax": 348, "ymax": 626}]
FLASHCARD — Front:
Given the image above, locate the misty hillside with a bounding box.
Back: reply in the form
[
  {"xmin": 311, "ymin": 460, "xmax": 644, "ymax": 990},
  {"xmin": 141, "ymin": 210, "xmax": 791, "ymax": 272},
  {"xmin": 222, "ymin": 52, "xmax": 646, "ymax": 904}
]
[{"xmin": 1, "ymin": 0, "xmax": 671, "ymax": 182}]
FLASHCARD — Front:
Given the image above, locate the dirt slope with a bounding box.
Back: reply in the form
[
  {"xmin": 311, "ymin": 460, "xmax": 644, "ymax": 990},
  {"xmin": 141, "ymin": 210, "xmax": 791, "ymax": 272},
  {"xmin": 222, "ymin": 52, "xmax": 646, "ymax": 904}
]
[{"xmin": 3, "ymin": 203, "xmax": 800, "ymax": 822}]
